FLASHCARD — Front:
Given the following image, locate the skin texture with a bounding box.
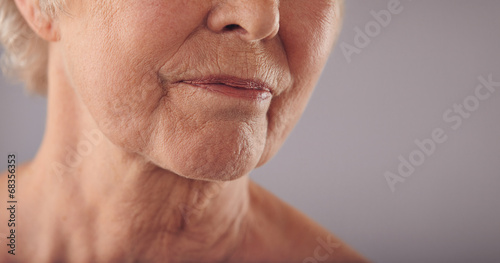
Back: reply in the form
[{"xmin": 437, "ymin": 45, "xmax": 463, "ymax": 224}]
[{"xmin": 0, "ymin": 0, "xmax": 369, "ymax": 262}]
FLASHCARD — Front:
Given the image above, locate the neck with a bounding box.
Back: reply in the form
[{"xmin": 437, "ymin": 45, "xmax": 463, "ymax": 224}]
[{"xmin": 28, "ymin": 44, "xmax": 250, "ymax": 262}]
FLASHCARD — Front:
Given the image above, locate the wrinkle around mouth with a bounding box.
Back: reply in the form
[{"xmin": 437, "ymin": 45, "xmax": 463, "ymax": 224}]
[{"xmin": 155, "ymin": 29, "xmax": 292, "ymax": 100}]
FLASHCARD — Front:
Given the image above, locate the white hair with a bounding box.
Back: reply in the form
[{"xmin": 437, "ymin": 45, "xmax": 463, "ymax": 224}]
[{"xmin": 0, "ymin": 0, "xmax": 63, "ymax": 95}]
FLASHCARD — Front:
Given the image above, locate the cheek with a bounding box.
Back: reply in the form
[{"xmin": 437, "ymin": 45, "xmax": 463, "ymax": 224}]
[
  {"xmin": 62, "ymin": 35, "xmax": 166, "ymax": 153},
  {"xmin": 257, "ymin": 1, "xmax": 340, "ymax": 166},
  {"xmin": 60, "ymin": 1, "xmax": 202, "ymax": 151}
]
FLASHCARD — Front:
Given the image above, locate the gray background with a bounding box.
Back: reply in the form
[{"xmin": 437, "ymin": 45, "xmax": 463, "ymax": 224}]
[{"xmin": 1, "ymin": 1, "xmax": 499, "ymax": 262}]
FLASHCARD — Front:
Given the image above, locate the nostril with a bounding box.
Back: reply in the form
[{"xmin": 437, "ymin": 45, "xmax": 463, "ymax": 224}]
[{"xmin": 223, "ymin": 24, "xmax": 242, "ymax": 31}]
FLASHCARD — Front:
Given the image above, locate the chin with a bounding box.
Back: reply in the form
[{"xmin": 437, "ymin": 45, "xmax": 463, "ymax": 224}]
[
  {"xmin": 164, "ymin": 149, "xmax": 259, "ymax": 182},
  {"xmin": 147, "ymin": 132, "xmax": 266, "ymax": 182}
]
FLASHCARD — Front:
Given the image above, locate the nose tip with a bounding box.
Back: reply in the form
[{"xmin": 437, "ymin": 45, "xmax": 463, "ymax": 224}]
[{"xmin": 208, "ymin": 0, "xmax": 280, "ymax": 41}]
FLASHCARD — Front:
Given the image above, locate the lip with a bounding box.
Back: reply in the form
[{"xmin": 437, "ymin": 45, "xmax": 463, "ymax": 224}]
[{"xmin": 178, "ymin": 76, "xmax": 273, "ymax": 100}]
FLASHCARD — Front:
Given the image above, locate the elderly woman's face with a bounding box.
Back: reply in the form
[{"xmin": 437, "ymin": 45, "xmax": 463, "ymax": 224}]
[{"xmin": 58, "ymin": 0, "xmax": 340, "ymax": 180}]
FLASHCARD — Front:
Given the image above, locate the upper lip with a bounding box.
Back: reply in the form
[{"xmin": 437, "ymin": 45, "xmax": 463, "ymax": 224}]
[{"xmin": 179, "ymin": 76, "xmax": 273, "ymax": 94}]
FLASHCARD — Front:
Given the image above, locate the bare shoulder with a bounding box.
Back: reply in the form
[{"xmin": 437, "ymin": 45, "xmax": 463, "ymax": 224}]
[{"xmin": 236, "ymin": 181, "xmax": 369, "ymax": 262}]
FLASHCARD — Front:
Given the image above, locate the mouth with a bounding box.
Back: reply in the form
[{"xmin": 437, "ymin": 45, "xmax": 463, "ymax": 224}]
[{"xmin": 178, "ymin": 76, "xmax": 273, "ymax": 101}]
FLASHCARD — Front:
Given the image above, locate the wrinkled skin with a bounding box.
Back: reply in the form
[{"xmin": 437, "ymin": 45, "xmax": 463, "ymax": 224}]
[
  {"xmin": 0, "ymin": 0, "xmax": 369, "ymax": 262},
  {"xmin": 59, "ymin": 0, "xmax": 339, "ymax": 181}
]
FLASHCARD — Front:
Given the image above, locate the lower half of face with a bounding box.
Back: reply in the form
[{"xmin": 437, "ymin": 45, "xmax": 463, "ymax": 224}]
[
  {"xmin": 73, "ymin": 66, "xmax": 273, "ymax": 181},
  {"xmin": 60, "ymin": 0, "xmax": 340, "ymax": 181}
]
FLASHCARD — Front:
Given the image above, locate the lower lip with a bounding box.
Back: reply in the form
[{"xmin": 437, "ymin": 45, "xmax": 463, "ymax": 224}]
[{"xmin": 183, "ymin": 83, "xmax": 272, "ymax": 101}]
